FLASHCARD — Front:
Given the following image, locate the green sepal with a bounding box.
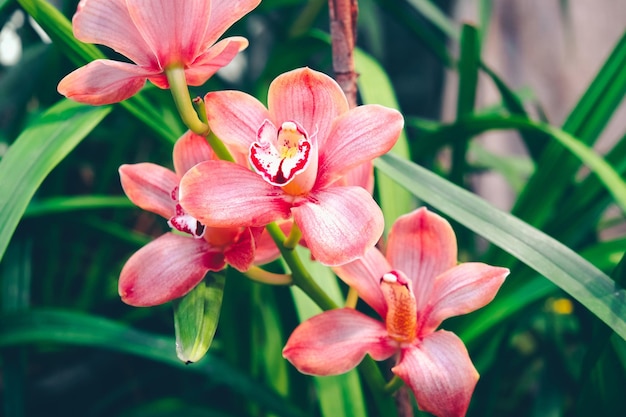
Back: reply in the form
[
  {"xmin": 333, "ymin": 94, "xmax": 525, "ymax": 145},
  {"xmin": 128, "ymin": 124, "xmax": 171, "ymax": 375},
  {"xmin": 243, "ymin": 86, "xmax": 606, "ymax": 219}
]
[{"xmin": 172, "ymin": 272, "xmax": 226, "ymax": 363}]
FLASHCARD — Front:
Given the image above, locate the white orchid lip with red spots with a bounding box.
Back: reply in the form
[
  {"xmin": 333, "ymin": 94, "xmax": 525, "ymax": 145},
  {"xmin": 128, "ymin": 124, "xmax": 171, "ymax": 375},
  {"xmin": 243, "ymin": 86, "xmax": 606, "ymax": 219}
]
[
  {"xmin": 250, "ymin": 120, "xmax": 312, "ymax": 186},
  {"xmin": 167, "ymin": 185, "xmax": 206, "ymax": 238}
]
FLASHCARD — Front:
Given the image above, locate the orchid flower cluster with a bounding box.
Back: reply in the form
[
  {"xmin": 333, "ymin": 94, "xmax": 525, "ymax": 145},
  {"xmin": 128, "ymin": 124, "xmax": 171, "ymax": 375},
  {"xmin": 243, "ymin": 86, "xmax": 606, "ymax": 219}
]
[{"xmin": 58, "ymin": 1, "xmax": 509, "ymax": 416}]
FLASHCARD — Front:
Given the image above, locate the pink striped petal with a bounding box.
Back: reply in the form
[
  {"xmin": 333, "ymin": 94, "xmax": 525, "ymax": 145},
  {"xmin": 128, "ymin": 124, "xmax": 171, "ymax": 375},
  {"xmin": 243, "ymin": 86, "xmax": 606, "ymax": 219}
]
[
  {"xmin": 173, "ymin": 131, "xmax": 215, "ymax": 176},
  {"xmin": 317, "ymin": 105, "xmax": 403, "ymax": 187},
  {"xmin": 184, "ymin": 37, "xmax": 249, "ymax": 87},
  {"xmin": 119, "ymin": 233, "xmax": 225, "ymax": 306},
  {"xmin": 332, "ymin": 247, "xmax": 391, "ymax": 318},
  {"xmin": 223, "ymin": 227, "xmax": 256, "ymax": 272},
  {"xmin": 268, "ymin": 68, "xmax": 349, "ymax": 147},
  {"xmin": 72, "ymin": 0, "xmax": 154, "ymax": 67},
  {"xmin": 282, "ymin": 308, "xmax": 396, "ymax": 375},
  {"xmin": 423, "ymin": 263, "xmax": 509, "ymax": 333},
  {"xmin": 178, "ymin": 160, "xmax": 292, "ymax": 228},
  {"xmin": 119, "ymin": 163, "xmax": 178, "ymax": 219},
  {"xmin": 342, "ymin": 161, "xmax": 374, "ymax": 194},
  {"xmin": 387, "ymin": 208, "xmax": 457, "ymax": 311},
  {"xmin": 291, "ymin": 186, "xmax": 384, "ymax": 266},
  {"xmin": 204, "ymin": 90, "xmax": 270, "ymax": 153},
  {"xmin": 57, "ymin": 60, "xmax": 157, "ymax": 105},
  {"xmin": 252, "ymin": 226, "xmax": 282, "ymax": 265},
  {"xmin": 126, "ymin": 0, "xmax": 211, "ymax": 67},
  {"xmin": 393, "ymin": 331, "xmax": 478, "ymax": 417},
  {"xmin": 202, "ymin": 0, "xmax": 261, "ymax": 48}
]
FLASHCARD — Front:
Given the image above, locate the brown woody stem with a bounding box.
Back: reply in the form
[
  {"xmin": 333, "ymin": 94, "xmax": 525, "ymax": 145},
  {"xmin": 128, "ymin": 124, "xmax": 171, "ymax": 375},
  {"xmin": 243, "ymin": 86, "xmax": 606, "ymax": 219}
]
[{"xmin": 328, "ymin": 0, "xmax": 358, "ymax": 108}]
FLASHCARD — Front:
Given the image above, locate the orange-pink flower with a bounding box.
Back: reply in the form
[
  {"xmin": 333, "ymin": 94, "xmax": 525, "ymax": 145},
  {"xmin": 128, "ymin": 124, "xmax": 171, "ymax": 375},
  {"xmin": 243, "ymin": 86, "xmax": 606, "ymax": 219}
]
[
  {"xmin": 58, "ymin": 0, "xmax": 260, "ymax": 105},
  {"xmin": 118, "ymin": 131, "xmax": 277, "ymax": 307},
  {"xmin": 282, "ymin": 208, "xmax": 509, "ymax": 417},
  {"xmin": 178, "ymin": 67, "xmax": 404, "ymax": 266}
]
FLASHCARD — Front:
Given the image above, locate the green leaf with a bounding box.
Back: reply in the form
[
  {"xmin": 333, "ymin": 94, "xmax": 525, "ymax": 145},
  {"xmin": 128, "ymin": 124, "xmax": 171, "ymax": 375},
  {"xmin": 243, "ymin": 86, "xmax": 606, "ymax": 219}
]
[
  {"xmin": 355, "ymin": 48, "xmax": 416, "ymax": 230},
  {"xmin": 374, "ymin": 152, "xmax": 626, "ymax": 341},
  {"xmin": 23, "ymin": 195, "xmax": 134, "ymax": 217},
  {"xmin": 173, "ymin": 273, "xmax": 225, "ymax": 363},
  {"xmin": 404, "ymin": 115, "xmax": 626, "ymax": 215},
  {"xmin": 0, "ymin": 309, "xmax": 307, "ymax": 417},
  {"xmin": 405, "ymin": 0, "xmax": 459, "ymax": 39},
  {"xmin": 0, "ymin": 99, "xmax": 110, "ymax": 264},
  {"xmin": 509, "ymin": 30, "xmax": 626, "ymax": 229}
]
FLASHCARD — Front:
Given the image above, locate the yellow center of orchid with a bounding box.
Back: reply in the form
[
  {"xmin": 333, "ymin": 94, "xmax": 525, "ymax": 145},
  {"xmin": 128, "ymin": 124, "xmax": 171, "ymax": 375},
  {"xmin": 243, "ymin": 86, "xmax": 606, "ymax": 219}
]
[
  {"xmin": 380, "ymin": 271, "xmax": 417, "ymax": 344},
  {"xmin": 278, "ymin": 122, "xmax": 305, "ymax": 159}
]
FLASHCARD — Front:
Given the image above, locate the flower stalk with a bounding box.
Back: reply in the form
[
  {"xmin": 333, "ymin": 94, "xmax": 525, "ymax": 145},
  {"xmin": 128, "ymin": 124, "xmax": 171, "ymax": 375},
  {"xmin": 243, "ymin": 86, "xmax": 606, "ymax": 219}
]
[{"xmin": 166, "ymin": 67, "xmax": 210, "ymax": 136}]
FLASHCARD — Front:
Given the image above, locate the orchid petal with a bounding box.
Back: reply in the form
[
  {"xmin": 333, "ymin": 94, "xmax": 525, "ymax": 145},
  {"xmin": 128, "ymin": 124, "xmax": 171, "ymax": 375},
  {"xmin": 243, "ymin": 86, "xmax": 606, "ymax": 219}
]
[
  {"xmin": 173, "ymin": 131, "xmax": 215, "ymax": 176},
  {"xmin": 393, "ymin": 331, "xmax": 478, "ymax": 417},
  {"xmin": 282, "ymin": 308, "xmax": 396, "ymax": 375},
  {"xmin": 332, "ymin": 247, "xmax": 391, "ymax": 318},
  {"xmin": 204, "ymin": 90, "xmax": 270, "ymax": 153},
  {"xmin": 341, "ymin": 161, "xmax": 374, "ymax": 194},
  {"xmin": 317, "ymin": 105, "xmax": 403, "ymax": 187},
  {"xmin": 119, "ymin": 163, "xmax": 178, "ymax": 219},
  {"xmin": 179, "ymin": 160, "xmax": 292, "ymax": 228},
  {"xmin": 291, "ymin": 186, "xmax": 384, "ymax": 266},
  {"xmin": 184, "ymin": 37, "xmax": 249, "ymax": 87},
  {"xmin": 423, "ymin": 263, "xmax": 509, "ymax": 333},
  {"xmin": 268, "ymin": 68, "xmax": 349, "ymax": 146},
  {"xmin": 252, "ymin": 226, "xmax": 282, "ymax": 265},
  {"xmin": 57, "ymin": 60, "xmax": 155, "ymax": 105},
  {"xmin": 72, "ymin": 0, "xmax": 154, "ymax": 67},
  {"xmin": 119, "ymin": 233, "xmax": 225, "ymax": 307},
  {"xmin": 202, "ymin": 0, "xmax": 261, "ymax": 48},
  {"xmin": 387, "ymin": 208, "xmax": 457, "ymax": 311},
  {"xmin": 223, "ymin": 227, "xmax": 256, "ymax": 272},
  {"xmin": 126, "ymin": 0, "xmax": 211, "ymax": 67}
]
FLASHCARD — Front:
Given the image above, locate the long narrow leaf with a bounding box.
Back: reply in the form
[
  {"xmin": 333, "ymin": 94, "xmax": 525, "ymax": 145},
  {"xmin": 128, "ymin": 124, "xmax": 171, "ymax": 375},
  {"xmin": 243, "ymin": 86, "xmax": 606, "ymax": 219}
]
[
  {"xmin": 0, "ymin": 99, "xmax": 110, "ymax": 264},
  {"xmin": 0, "ymin": 309, "xmax": 307, "ymax": 417},
  {"xmin": 374, "ymin": 153, "xmax": 626, "ymax": 341}
]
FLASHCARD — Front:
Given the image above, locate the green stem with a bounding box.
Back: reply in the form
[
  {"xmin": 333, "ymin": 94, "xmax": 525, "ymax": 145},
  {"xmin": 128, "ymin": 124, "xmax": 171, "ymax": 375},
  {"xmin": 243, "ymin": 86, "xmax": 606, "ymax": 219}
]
[
  {"xmin": 383, "ymin": 374, "xmax": 405, "ymax": 394},
  {"xmin": 283, "ymin": 222, "xmax": 303, "ymax": 249},
  {"xmin": 358, "ymin": 357, "xmax": 400, "ymax": 417},
  {"xmin": 207, "ymin": 131, "xmax": 235, "ymax": 163},
  {"xmin": 244, "ymin": 266, "xmax": 292, "ymax": 286},
  {"xmin": 345, "ymin": 286, "xmax": 359, "ymax": 308},
  {"xmin": 166, "ymin": 66, "xmax": 209, "ymax": 136},
  {"xmin": 265, "ymin": 223, "xmax": 338, "ymax": 311}
]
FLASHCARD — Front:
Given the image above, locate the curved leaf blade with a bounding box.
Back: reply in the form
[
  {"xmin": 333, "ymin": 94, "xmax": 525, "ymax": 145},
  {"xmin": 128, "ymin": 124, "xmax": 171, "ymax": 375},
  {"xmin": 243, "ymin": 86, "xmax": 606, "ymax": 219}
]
[{"xmin": 0, "ymin": 99, "xmax": 111, "ymax": 263}]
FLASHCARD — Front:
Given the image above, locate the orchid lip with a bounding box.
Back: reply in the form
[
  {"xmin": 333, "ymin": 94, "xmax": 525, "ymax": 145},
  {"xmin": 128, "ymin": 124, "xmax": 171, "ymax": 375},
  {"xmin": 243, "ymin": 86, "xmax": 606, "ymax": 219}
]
[
  {"xmin": 380, "ymin": 270, "xmax": 417, "ymax": 344},
  {"xmin": 249, "ymin": 120, "xmax": 312, "ymax": 187}
]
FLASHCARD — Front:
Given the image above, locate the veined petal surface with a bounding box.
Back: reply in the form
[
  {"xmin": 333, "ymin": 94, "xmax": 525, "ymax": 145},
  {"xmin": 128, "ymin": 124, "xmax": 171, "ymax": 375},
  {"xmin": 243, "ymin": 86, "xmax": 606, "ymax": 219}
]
[
  {"xmin": 317, "ymin": 105, "xmax": 403, "ymax": 188},
  {"xmin": 184, "ymin": 37, "xmax": 248, "ymax": 87},
  {"xmin": 202, "ymin": 0, "xmax": 261, "ymax": 48},
  {"xmin": 282, "ymin": 308, "xmax": 395, "ymax": 375},
  {"xmin": 204, "ymin": 90, "xmax": 270, "ymax": 153},
  {"xmin": 268, "ymin": 68, "xmax": 349, "ymax": 146},
  {"xmin": 126, "ymin": 0, "xmax": 211, "ymax": 67},
  {"xmin": 119, "ymin": 163, "xmax": 178, "ymax": 219},
  {"xmin": 291, "ymin": 186, "xmax": 384, "ymax": 266},
  {"xmin": 57, "ymin": 60, "xmax": 157, "ymax": 105},
  {"xmin": 332, "ymin": 247, "xmax": 390, "ymax": 318},
  {"xmin": 73, "ymin": 0, "xmax": 154, "ymax": 67},
  {"xmin": 423, "ymin": 263, "xmax": 509, "ymax": 333},
  {"xmin": 173, "ymin": 131, "xmax": 215, "ymax": 176},
  {"xmin": 393, "ymin": 331, "xmax": 478, "ymax": 417},
  {"xmin": 179, "ymin": 160, "xmax": 292, "ymax": 227},
  {"xmin": 119, "ymin": 233, "xmax": 224, "ymax": 306},
  {"xmin": 387, "ymin": 208, "xmax": 457, "ymax": 311}
]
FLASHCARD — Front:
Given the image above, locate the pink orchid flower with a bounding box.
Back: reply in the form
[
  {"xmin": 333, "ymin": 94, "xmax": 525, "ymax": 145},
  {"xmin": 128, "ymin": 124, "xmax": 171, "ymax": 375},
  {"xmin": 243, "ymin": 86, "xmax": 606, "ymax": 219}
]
[
  {"xmin": 118, "ymin": 131, "xmax": 277, "ymax": 307},
  {"xmin": 58, "ymin": 0, "xmax": 260, "ymax": 105},
  {"xmin": 178, "ymin": 67, "xmax": 404, "ymax": 266},
  {"xmin": 282, "ymin": 208, "xmax": 509, "ymax": 417}
]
